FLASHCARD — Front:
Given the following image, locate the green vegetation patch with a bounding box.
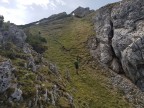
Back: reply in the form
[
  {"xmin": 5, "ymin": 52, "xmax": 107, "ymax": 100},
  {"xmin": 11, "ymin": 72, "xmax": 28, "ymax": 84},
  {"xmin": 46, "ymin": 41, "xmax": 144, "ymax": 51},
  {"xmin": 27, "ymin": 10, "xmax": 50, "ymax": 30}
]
[{"xmin": 25, "ymin": 29, "xmax": 48, "ymax": 54}]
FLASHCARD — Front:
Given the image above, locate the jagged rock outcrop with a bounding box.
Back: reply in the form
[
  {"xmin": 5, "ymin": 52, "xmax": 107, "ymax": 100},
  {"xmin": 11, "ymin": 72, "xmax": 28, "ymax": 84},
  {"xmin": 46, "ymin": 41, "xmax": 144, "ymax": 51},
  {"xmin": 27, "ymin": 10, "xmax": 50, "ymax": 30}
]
[
  {"xmin": 49, "ymin": 63, "xmax": 59, "ymax": 76},
  {"xmin": 27, "ymin": 55, "xmax": 37, "ymax": 72},
  {"xmin": 0, "ymin": 60, "xmax": 14, "ymax": 93},
  {"xmin": 10, "ymin": 88, "xmax": 23, "ymax": 101},
  {"xmin": 0, "ymin": 24, "xmax": 27, "ymax": 48},
  {"xmin": 89, "ymin": 0, "xmax": 144, "ymax": 90},
  {"xmin": 71, "ymin": 6, "xmax": 93, "ymax": 18}
]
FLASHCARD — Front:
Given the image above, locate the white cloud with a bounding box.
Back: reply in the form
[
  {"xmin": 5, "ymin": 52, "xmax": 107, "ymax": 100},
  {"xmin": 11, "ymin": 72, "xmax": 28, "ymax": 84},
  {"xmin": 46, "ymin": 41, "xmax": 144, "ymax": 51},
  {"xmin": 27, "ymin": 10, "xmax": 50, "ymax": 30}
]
[
  {"xmin": 49, "ymin": 1, "xmax": 57, "ymax": 9},
  {"xmin": 16, "ymin": 0, "xmax": 50, "ymax": 9},
  {"xmin": 15, "ymin": 0, "xmax": 66, "ymax": 9},
  {"xmin": 0, "ymin": 6, "xmax": 26, "ymax": 24},
  {"xmin": 0, "ymin": 0, "xmax": 66, "ymax": 24},
  {"xmin": 0, "ymin": 0, "xmax": 121, "ymax": 25},
  {"xmin": 48, "ymin": 0, "xmax": 66, "ymax": 9},
  {"xmin": 55, "ymin": 0, "xmax": 66, "ymax": 6},
  {"xmin": 1, "ymin": 0, "xmax": 9, "ymax": 4}
]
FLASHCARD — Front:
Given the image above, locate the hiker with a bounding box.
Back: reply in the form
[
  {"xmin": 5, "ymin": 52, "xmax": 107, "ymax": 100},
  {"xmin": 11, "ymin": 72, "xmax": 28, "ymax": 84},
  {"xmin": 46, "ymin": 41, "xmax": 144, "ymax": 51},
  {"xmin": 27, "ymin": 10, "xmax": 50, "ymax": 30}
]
[
  {"xmin": 39, "ymin": 31, "xmax": 41, "ymax": 35},
  {"xmin": 74, "ymin": 56, "xmax": 80, "ymax": 75}
]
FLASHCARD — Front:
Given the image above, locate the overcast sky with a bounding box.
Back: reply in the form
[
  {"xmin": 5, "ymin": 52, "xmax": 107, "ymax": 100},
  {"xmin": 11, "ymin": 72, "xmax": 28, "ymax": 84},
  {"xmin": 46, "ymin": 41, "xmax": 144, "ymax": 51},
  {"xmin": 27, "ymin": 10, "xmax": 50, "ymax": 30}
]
[{"xmin": 0, "ymin": 0, "xmax": 120, "ymax": 25}]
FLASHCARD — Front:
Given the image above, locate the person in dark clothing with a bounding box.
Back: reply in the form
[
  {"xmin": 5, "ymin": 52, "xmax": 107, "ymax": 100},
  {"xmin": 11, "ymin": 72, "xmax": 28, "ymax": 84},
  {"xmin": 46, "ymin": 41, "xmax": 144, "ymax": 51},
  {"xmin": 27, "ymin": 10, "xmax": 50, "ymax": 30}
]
[{"xmin": 74, "ymin": 56, "xmax": 80, "ymax": 75}]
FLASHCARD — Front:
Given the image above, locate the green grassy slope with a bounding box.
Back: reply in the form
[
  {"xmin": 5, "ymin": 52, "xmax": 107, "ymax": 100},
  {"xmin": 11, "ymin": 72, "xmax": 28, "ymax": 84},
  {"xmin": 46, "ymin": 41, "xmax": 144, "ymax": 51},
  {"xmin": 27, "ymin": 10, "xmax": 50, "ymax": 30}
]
[{"xmin": 25, "ymin": 13, "xmax": 132, "ymax": 108}]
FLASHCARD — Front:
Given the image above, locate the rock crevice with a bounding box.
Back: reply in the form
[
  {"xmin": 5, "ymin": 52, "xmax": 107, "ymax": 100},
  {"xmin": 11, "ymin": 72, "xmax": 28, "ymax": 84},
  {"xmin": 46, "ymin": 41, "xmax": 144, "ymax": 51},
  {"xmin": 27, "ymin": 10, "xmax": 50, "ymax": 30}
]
[{"xmin": 89, "ymin": 0, "xmax": 144, "ymax": 90}]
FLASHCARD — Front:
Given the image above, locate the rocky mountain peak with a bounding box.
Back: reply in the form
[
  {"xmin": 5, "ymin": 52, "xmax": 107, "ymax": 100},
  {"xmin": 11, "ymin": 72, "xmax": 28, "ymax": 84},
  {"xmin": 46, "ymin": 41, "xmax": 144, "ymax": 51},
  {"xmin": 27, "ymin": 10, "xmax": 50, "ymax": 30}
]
[{"xmin": 71, "ymin": 6, "xmax": 93, "ymax": 18}]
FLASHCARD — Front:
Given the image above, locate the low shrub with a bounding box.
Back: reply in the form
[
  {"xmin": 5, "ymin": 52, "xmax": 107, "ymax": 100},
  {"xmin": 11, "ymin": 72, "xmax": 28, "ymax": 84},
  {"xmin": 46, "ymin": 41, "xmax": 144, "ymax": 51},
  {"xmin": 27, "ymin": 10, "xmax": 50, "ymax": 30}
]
[{"xmin": 25, "ymin": 29, "xmax": 48, "ymax": 53}]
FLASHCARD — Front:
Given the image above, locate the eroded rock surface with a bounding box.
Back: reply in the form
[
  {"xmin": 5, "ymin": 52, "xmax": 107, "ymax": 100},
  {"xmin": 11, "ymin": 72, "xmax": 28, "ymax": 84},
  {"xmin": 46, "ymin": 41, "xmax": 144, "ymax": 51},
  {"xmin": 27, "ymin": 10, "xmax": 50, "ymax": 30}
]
[
  {"xmin": 10, "ymin": 88, "xmax": 23, "ymax": 101},
  {"xmin": 89, "ymin": 0, "xmax": 144, "ymax": 90},
  {"xmin": 0, "ymin": 24, "xmax": 27, "ymax": 48},
  {"xmin": 0, "ymin": 60, "xmax": 14, "ymax": 93}
]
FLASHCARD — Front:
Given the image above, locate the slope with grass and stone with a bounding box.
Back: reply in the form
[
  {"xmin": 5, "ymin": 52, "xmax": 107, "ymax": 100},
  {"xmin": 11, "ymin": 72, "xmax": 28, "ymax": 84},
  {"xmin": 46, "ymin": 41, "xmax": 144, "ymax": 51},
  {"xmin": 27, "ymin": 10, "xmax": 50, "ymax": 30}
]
[
  {"xmin": 0, "ymin": 15, "xmax": 74, "ymax": 108},
  {"xmin": 2, "ymin": 2, "xmax": 144, "ymax": 107},
  {"xmin": 21, "ymin": 7, "xmax": 133, "ymax": 108}
]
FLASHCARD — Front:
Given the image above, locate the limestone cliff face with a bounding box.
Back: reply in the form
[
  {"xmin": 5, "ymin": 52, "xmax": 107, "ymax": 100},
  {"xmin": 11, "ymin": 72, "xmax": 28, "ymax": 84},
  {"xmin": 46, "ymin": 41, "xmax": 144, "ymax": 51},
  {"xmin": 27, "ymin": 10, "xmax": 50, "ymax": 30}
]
[{"xmin": 89, "ymin": 0, "xmax": 144, "ymax": 90}]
